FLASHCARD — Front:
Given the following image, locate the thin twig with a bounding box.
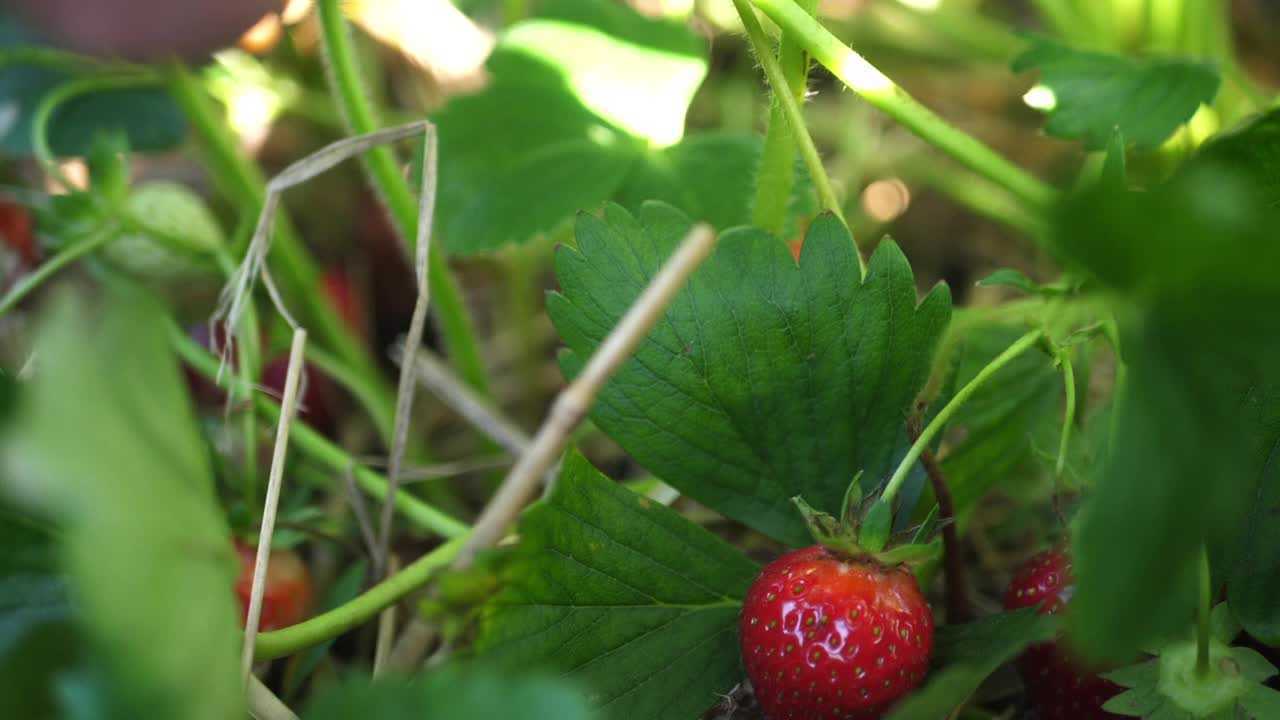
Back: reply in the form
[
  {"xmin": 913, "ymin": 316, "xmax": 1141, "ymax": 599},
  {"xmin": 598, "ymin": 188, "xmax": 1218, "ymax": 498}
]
[
  {"xmin": 397, "ymin": 346, "xmax": 531, "ymax": 456},
  {"xmin": 241, "ymin": 329, "xmax": 308, "ymax": 685},
  {"xmin": 377, "ymin": 124, "xmax": 438, "ymax": 577},
  {"xmin": 373, "ymin": 554, "xmax": 400, "ymax": 677},
  {"xmin": 908, "ymin": 415, "xmax": 972, "ymax": 623},
  {"xmin": 451, "ymin": 223, "xmax": 717, "ymax": 570},
  {"xmin": 341, "ymin": 462, "xmax": 382, "ymax": 569},
  {"xmin": 247, "ymin": 674, "xmax": 300, "ymax": 720}
]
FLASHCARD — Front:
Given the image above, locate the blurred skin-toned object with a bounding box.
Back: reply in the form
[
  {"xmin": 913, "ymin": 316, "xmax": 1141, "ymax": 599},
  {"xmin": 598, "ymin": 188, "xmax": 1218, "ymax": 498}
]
[
  {"xmin": 347, "ymin": 0, "xmax": 493, "ymax": 94},
  {"xmin": 2, "ymin": 0, "xmax": 282, "ymax": 60}
]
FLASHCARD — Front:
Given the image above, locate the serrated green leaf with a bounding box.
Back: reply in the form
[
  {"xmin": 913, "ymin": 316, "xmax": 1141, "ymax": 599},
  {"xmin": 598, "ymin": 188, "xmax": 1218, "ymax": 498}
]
[
  {"xmin": 1012, "ymin": 36, "xmax": 1219, "ymax": 150},
  {"xmin": 477, "ymin": 451, "xmax": 757, "ymax": 720},
  {"xmin": 885, "ymin": 608, "xmax": 1057, "ymax": 719},
  {"xmin": 549, "ymin": 203, "xmax": 951, "ymax": 545},
  {"xmin": 303, "ymin": 664, "xmax": 596, "ymax": 720},
  {"xmin": 1, "ymin": 290, "xmax": 241, "ymax": 720}
]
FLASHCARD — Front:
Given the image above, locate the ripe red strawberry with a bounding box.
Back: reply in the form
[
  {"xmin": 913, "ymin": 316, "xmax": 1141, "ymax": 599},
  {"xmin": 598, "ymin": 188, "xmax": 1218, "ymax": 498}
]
[
  {"xmin": 234, "ymin": 540, "xmax": 313, "ymax": 631},
  {"xmin": 319, "ymin": 266, "xmax": 367, "ymax": 341},
  {"xmin": 261, "ymin": 356, "xmax": 334, "ymax": 436},
  {"xmin": 1004, "ymin": 548, "xmax": 1123, "ymax": 719},
  {"xmin": 740, "ymin": 546, "xmax": 934, "ymax": 719}
]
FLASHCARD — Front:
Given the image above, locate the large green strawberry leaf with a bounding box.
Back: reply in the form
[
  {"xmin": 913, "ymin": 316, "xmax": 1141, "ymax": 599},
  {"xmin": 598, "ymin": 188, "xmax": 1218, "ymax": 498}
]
[
  {"xmin": 1012, "ymin": 36, "xmax": 1219, "ymax": 150},
  {"xmin": 477, "ymin": 451, "xmax": 757, "ymax": 720},
  {"xmin": 303, "ymin": 664, "xmax": 595, "ymax": 720},
  {"xmin": 1, "ymin": 289, "xmax": 242, "ymax": 720},
  {"xmin": 548, "ymin": 203, "xmax": 951, "ymax": 546},
  {"xmin": 885, "ymin": 608, "xmax": 1059, "ymax": 720}
]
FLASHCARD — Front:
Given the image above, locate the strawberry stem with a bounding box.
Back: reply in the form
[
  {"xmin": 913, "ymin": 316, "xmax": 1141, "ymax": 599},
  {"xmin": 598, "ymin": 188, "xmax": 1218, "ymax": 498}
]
[
  {"xmin": 908, "ymin": 418, "xmax": 972, "ymax": 622},
  {"xmin": 880, "ymin": 328, "xmax": 1045, "ymax": 507},
  {"xmin": 1196, "ymin": 543, "xmax": 1212, "ymax": 677}
]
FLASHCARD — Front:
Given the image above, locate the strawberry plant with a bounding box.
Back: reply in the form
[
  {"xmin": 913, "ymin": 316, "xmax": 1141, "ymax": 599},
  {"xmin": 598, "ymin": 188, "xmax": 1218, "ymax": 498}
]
[{"xmin": 1, "ymin": 0, "xmax": 1279, "ymax": 719}]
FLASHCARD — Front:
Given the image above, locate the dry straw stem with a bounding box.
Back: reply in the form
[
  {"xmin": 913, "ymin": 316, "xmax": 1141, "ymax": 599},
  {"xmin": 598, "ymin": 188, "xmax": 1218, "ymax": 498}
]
[
  {"xmin": 397, "ymin": 345, "xmax": 532, "ymax": 456},
  {"xmin": 214, "ymin": 121, "xmax": 433, "ymax": 353},
  {"xmin": 247, "ymin": 674, "xmax": 299, "ymax": 720},
  {"xmin": 241, "ymin": 329, "xmax": 308, "ymax": 685},
  {"xmin": 377, "ymin": 123, "xmax": 438, "ymax": 577},
  {"xmin": 451, "ymin": 222, "xmax": 719, "ymax": 571}
]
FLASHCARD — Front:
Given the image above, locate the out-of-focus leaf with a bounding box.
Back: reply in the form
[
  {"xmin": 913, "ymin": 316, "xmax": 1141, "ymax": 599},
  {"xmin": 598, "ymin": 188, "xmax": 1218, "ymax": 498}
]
[
  {"xmin": 1, "ymin": 290, "xmax": 242, "ymax": 720},
  {"xmin": 549, "ymin": 203, "xmax": 951, "ymax": 545},
  {"xmin": 283, "ymin": 559, "xmax": 369, "ymax": 700},
  {"xmin": 434, "ymin": 0, "xmax": 707, "ymax": 254},
  {"xmin": 1227, "ymin": 382, "xmax": 1280, "ymax": 646},
  {"xmin": 1186, "ymin": 106, "xmax": 1280, "ymax": 207},
  {"xmin": 1012, "ymin": 36, "xmax": 1219, "ymax": 150},
  {"xmin": 1051, "ymin": 136, "xmax": 1280, "ymax": 661},
  {"xmin": 616, "ymin": 132, "xmax": 815, "ymax": 236},
  {"xmin": 477, "ymin": 451, "xmax": 757, "ymax": 720},
  {"xmin": 885, "ymin": 608, "xmax": 1058, "ymax": 719},
  {"xmin": 303, "ymin": 664, "xmax": 596, "ymax": 720},
  {"xmin": 0, "ymin": 508, "xmax": 78, "ymax": 718},
  {"xmin": 0, "ymin": 21, "xmax": 185, "ymax": 155}
]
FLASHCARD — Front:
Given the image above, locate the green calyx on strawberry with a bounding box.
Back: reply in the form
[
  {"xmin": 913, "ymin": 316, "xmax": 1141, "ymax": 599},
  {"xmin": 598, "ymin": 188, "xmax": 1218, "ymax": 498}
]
[
  {"xmin": 739, "ymin": 483, "xmax": 938, "ymax": 720},
  {"xmin": 1101, "ymin": 603, "xmax": 1280, "ymax": 719}
]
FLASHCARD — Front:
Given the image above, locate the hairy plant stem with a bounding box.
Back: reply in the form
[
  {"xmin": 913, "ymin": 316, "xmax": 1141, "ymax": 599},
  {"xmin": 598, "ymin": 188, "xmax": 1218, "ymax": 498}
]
[
  {"xmin": 748, "ymin": 0, "xmax": 1058, "ymax": 219},
  {"xmin": 1196, "ymin": 543, "xmax": 1212, "ymax": 677},
  {"xmin": 254, "ymin": 536, "xmax": 466, "ymax": 659},
  {"xmin": 315, "ymin": 0, "xmax": 491, "ymax": 397},
  {"xmin": 171, "ymin": 322, "xmax": 468, "ymax": 539},
  {"xmin": 908, "ymin": 418, "xmax": 971, "ymax": 622},
  {"xmin": 882, "ymin": 329, "xmax": 1044, "ymax": 506},
  {"xmin": 737, "ymin": 0, "xmax": 820, "ymax": 236}
]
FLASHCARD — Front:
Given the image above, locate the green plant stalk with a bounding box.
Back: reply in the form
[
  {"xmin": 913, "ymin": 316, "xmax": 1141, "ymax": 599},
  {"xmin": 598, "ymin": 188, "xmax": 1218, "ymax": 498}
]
[
  {"xmin": 1055, "ymin": 352, "xmax": 1076, "ymax": 478},
  {"xmin": 1196, "ymin": 543, "xmax": 1211, "ymax": 677},
  {"xmin": 882, "ymin": 329, "xmax": 1044, "ymax": 506},
  {"xmin": 255, "ymin": 535, "xmax": 466, "ymax": 659},
  {"xmin": 898, "ymin": 158, "xmax": 1048, "ymax": 239},
  {"xmin": 748, "ymin": 0, "xmax": 1058, "ymax": 218},
  {"xmin": 165, "ymin": 65, "xmax": 410, "ymax": 449},
  {"xmin": 0, "ymin": 227, "xmax": 116, "ymax": 315},
  {"xmin": 315, "ymin": 0, "xmax": 491, "ymax": 397},
  {"xmin": 743, "ymin": 0, "xmax": 816, "ymax": 236},
  {"xmin": 735, "ymin": 0, "xmax": 847, "ymax": 248},
  {"xmin": 171, "ymin": 323, "xmax": 468, "ymax": 539}
]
